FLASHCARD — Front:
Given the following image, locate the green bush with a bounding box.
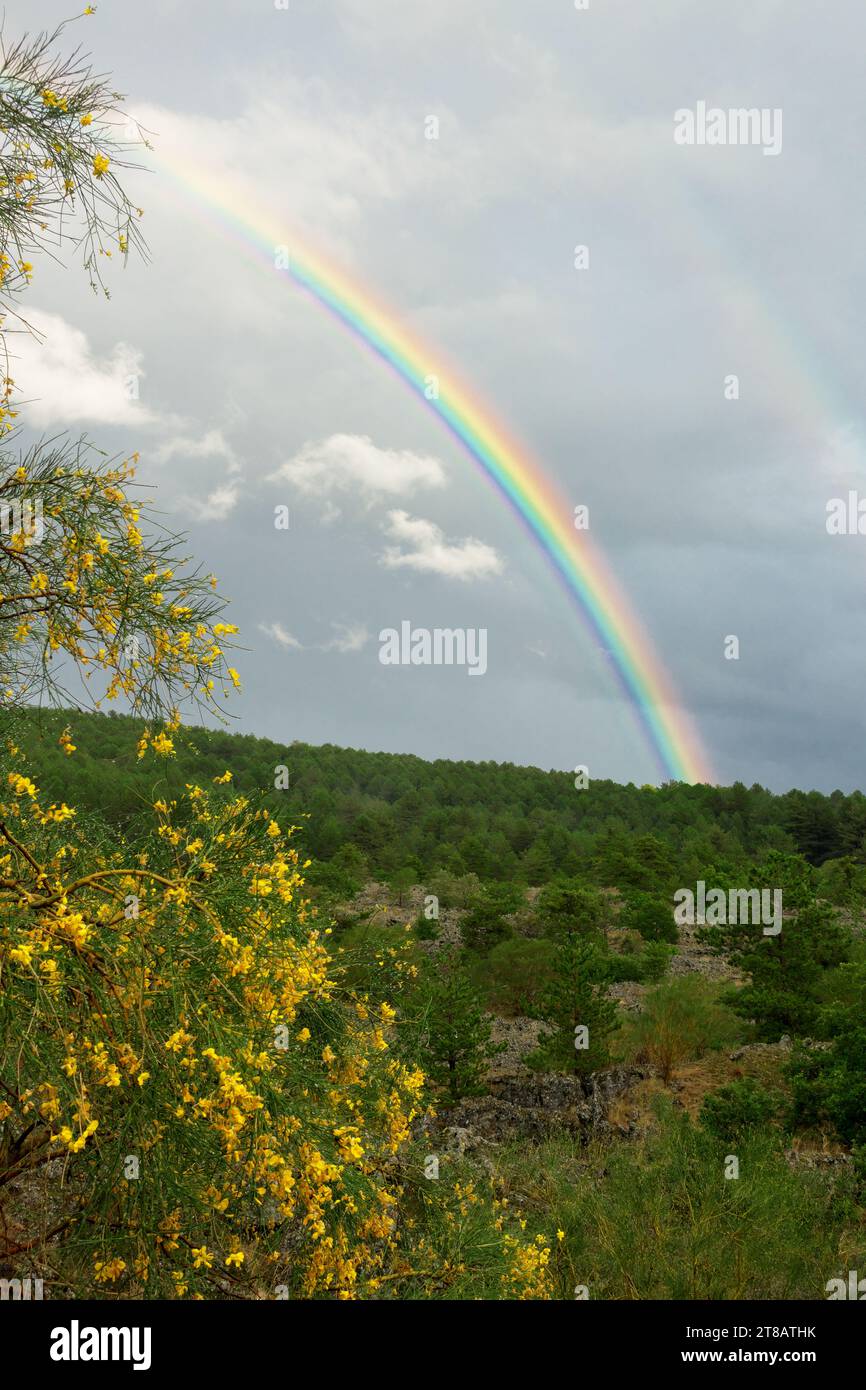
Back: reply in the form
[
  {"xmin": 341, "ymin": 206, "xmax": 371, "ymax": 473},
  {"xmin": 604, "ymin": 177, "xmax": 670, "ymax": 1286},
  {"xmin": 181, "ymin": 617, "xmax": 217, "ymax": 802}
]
[
  {"xmin": 639, "ymin": 940, "xmax": 675, "ymax": 983},
  {"xmin": 620, "ymin": 892, "xmax": 678, "ymax": 943},
  {"xmin": 425, "ymin": 870, "xmax": 481, "ymax": 910},
  {"xmin": 461, "ymin": 884, "xmax": 522, "ymax": 954},
  {"xmin": 534, "ymin": 881, "xmax": 612, "ymax": 939},
  {"xmin": 616, "ymin": 977, "xmax": 744, "ymax": 1081},
  {"xmin": 471, "ymin": 937, "xmax": 555, "ymax": 1014},
  {"xmin": 599, "ymin": 954, "xmax": 645, "ymax": 985},
  {"xmin": 333, "ymin": 919, "xmax": 418, "ymax": 1005},
  {"xmin": 700, "ymin": 1078, "xmax": 781, "ymax": 1143},
  {"xmin": 787, "ymin": 963, "xmax": 866, "ymax": 1147},
  {"xmin": 414, "ymin": 910, "xmax": 440, "ymax": 941}
]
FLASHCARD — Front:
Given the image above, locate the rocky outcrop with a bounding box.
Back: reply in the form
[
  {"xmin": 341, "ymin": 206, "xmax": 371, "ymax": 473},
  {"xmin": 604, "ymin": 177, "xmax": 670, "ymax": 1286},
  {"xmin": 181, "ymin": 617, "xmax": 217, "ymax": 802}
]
[
  {"xmin": 668, "ymin": 921, "xmax": 744, "ymax": 983},
  {"xmin": 431, "ymin": 1065, "xmax": 646, "ymax": 1150},
  {"xmin": 486, "ymin": 1014, "xmax": 553, "ymax": 1080},
  {"xmin": 784, "ymin": 1149, "xmax": 852, "ymax": 1171}
]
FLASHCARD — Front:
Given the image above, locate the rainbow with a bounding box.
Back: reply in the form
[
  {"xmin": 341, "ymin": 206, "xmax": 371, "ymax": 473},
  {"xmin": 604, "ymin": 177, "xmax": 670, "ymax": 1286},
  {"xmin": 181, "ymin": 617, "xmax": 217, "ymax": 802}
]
[{"xmin": 150, "ymin": 154, "xmax": 713, "ymax": 785}]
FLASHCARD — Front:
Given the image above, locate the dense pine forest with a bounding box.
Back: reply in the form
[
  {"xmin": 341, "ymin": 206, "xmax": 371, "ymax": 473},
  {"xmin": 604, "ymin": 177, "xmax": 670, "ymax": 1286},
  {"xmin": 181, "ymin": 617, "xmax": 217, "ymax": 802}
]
[{"xmin": 15, "ymin": 706, "xmax": 866, "ymax": 896}]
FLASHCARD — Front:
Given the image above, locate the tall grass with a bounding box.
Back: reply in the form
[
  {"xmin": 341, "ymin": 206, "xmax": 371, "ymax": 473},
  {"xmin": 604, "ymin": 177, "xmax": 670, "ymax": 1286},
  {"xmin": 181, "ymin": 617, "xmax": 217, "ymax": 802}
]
[{"xmin": 492, "ymin": 1100, "xmax": 863, "ymax": 1299}]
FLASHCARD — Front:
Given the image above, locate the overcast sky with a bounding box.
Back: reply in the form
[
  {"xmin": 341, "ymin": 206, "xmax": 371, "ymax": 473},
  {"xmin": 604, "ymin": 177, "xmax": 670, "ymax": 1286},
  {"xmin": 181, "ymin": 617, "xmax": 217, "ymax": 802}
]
[{"xmin": 9, "ymin": 0, "xmax": 866, "ymax": 792}]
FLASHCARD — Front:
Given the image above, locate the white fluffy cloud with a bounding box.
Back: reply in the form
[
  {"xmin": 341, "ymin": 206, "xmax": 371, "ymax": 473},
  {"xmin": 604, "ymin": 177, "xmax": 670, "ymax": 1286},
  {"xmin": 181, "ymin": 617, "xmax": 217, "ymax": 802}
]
[
  {"xmin": 137, "ymin": 90, "xmax": 424, "ymax": 268},
  {"xmin": 270, "ymin": 434, "xmax": 446, "ymax": 505},
  {"xmin": 258, "ymin": 621, "xmax": 302, "ymax": 650},
  {"xmin": 258, "ymin": 620, "xmax": 368, "ymax": 654},
  {"xmin": 321, "ymin": 622, "xmax": 370, "ymax": 653},
  {"xmin": 179, "ymin": 480, "xmax": 240, "ymax": 523},
  {"xmin": 154, "ymin": 429, "xmax": 237, "ymax": 466},
  {"xmin": 380, "ymin": 509, "xmax": 503, "ymax": 581},
  {"xmin": 11, "ymin": 309, "xmax": 156, "ymax": 427},
  {"xmin": 157, "ymin": 428, "xmax": 243, "ymax": 521}
]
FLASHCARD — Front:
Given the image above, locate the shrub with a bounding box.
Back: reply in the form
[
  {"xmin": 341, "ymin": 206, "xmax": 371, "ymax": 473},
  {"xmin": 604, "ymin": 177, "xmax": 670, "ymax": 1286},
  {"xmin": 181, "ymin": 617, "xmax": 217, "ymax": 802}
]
[
  {"xmin": 617, "ymin": 978, "xmax": 743, "ymax": 1082},
  {"xmin": 787, "ymin": 963, "xmax": 866, "ymax": 1147},
  {"xmin": 534, "ymin": 881, "xmax": 612, "ymax": 939},
  {"xmin": 0, "ymin": 771, "xmax": 432, "ymax": 1297},
  {"xmin": 425, "ymin": 870, "xmax": 481, "ymax": 911},
  {"xmin": 598, "ymin": 953, "xmax": 645, "ymax": 985},
  {"xmin": 461, "ymin": 883, "xmax": 522, "ymax": 954},
  {"xmin": 502, "ymin": 1101, "xmax": 855, "ymax": 1299},
  {"xmin": 333, "ymin": 918, "xmax": 418, "ymax": 1005},
  {"xmin": 471, "ymin": 937, "xmax": 555, "ymax": 1014},
  {"xmin": 620, "ymin": 892, "xmax": 678, "ymax": 943},
  {"xmin": 700, "ymin": 1079, "xmax": 781, "ymax": 1143},
  {"xmin": 413, "ymin": 910, "xmax": 440, "ymax": 941},
  {"xmin": 638, "ymin": 940, "xmax": 675, "ymax": 983}
]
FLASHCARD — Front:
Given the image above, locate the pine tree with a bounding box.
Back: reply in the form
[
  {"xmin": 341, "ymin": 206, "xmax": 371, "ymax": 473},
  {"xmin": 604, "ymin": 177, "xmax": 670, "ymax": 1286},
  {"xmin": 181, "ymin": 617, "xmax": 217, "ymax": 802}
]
[
  {"xmin": 529, "ymin": 933, "xmax": 620, "ymax": 1075},
  {"xmin": 535, "ymin": 881, "xmax": 612, "ymax": 938},
  {"xmin": 461, "ymin": 883, "xmax": 521, "ymax": 952},
  {"xmin": 412, "ymin": 949, "xmax": 503, "ymax": 1100}
]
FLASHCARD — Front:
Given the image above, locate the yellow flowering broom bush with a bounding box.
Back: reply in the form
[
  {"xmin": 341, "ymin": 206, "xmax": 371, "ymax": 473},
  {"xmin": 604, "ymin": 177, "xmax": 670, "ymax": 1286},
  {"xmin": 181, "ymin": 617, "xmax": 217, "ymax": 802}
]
[
  {"xmin": 0, "ymin": 15, "xmax": 553, "ymax": 1301},
  {"xmin": 0, "ymin": 739, "xmax": 553, "ymax": 1299},
  {"xmin": 0, "ymin": 761, "xmax": 434, "ymax": 1297},
  {"xmin": 0, "ymin": 437, "xmax": 241, "ymax": 722}
]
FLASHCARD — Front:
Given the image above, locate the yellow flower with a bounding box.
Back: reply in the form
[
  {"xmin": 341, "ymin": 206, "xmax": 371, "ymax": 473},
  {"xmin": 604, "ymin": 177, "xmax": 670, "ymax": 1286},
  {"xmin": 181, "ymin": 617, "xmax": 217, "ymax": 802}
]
[
  {"xmin": 225, "ymin": 1251, "xmax": 244, "ymax": 1269},
  {"xmin": 8, "ymin": 772, "xmax": 37, "ymax": 798},
  {"xmin": 191, "ymin": 1246, "xmax": 213, "ymax": 1270},
  {"xmin": 67, "ymin": 1120, "xmax": 99, "ymax": 1153},
  {"xmin": 59, "ymin": 728, "xmax": 76, "ymax": 756},
  {"xmin": 93, "ymin": 153, "xmax": 110, "ymax": 179}
]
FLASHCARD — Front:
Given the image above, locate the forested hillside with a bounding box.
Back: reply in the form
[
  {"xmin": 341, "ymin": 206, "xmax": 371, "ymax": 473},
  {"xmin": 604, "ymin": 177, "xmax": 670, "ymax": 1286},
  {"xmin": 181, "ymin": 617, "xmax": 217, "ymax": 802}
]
[
  {"xmin": 8, "ymin": 698, "xmax": 866, "ymax": 1299},
  {"xmin": 15, "ymin": 706, "xmax": 866, "ymax": 898}
]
